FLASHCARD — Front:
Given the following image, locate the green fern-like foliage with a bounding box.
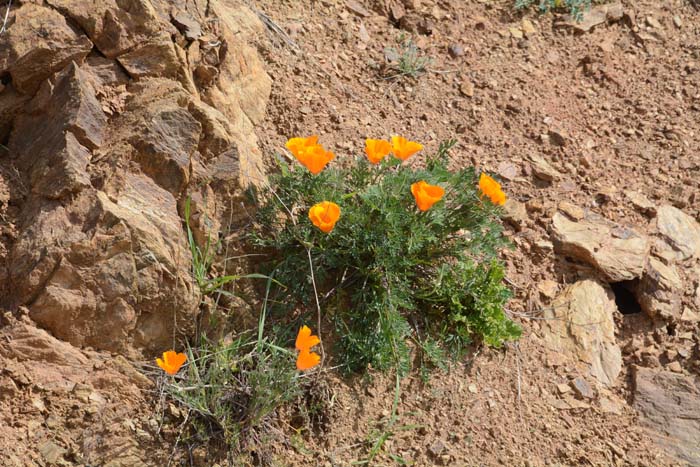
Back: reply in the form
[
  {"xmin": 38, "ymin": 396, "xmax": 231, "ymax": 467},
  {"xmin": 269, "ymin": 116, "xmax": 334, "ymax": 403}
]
[
  {"xmin": 515, "ymin": 0, "xmax": 592, "ymax": 20},
  {"xmin": 250, "ymin": 141, "xmax": 521, "ymax": 374}
]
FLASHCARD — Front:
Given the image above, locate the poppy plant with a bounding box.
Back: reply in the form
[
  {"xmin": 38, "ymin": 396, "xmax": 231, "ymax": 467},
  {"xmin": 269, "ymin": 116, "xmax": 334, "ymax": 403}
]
[
  {"xmin": 309, "ymin": 201, "xmax": 341, "ymax": 233},
  {"xmin": 365, "ymin": 139, "xmax": 392, "ymax": 164},
  {"xmin": 156, "ymin": 350, "xmax": 187, "ymax": 375},
  {"xmin": 391, "ymin": 135, "xmax": 423, "ymax": 161},
  {"xmin": 411, "ymin": 180, "xmax": 445, "ymax": 211},
  {"xmin": 285, "ymin": 136, "xmax": 334, "ymax": 175},
  {"xmin": 478, "ymin": 173, "xmax": 506, "ymax": 206},
  {"xmin": 295, "ymin": 325, "xmax": 321, "ymax": 371}
]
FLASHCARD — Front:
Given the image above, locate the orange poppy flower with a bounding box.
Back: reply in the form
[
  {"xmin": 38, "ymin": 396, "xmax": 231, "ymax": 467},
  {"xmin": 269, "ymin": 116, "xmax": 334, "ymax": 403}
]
[
  {"xmin": 365, "ymin": 139, "xmax": 392, "ymax": 164},
  {"xmin": 309, "ymin": 201, "xmax": 341, "ymax": 233},
  {"xmin": 285, "ymin": 135, "xmax": 319, "ymax": 158},
  {"xmin": 411, "ymin": 181, "xmax": 445, "ymax": 211},
  {"xmin": 285, "ymin": 136, "xmax": 334, "ymax": 175},
  {"xmin": 156, "ymin": 350, "xmax": 187, "ymax": 375},
  {"xmin": 295, "ymin": 325, "xmax": 321, "ymax": 371},
  {"xmin": 295, "ymin": 325, "xmax": 321, "ymax": 352},
  {"xmin": 299, "ymin": 144, "xmax": 335, "ymax": 175},
  {"xmin": 478, "ymin": 173, "xmax": 507, "ymax": 206},
  {"xmin": 391, "ymin": 136, "xmax": 423, "ymax": 161},
  {"xmin": 296, "ymin": 349, "xmax": 321, "ymax": 371}
]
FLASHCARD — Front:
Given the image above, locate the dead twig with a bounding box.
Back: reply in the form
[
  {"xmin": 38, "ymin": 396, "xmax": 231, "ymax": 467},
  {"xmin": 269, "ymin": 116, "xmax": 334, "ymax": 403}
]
[
  {"xmin": 0, "ymin": 0, "xmax": 12, "ymax": 35},
  {"xmin": 513, "ymin": 342, "xmax": 523, "ymax": 424},
  {"xmin": 254, "ymin": 8, "xmax": 299, "ymax": 51}
]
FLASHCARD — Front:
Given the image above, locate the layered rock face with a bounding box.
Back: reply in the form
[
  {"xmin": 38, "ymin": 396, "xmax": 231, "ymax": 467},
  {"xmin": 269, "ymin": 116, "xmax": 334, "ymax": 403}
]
[{"xmin": 0, "ymin": 0, "xmax": 271, "ymax": 356}]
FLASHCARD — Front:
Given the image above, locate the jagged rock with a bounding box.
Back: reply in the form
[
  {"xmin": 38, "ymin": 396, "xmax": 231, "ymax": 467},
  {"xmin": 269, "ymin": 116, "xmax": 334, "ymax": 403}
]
[
  {"xmin": 11, "ymin": 62, "xmax": 106, "ymax": 192},
  {"xmin": 47, "ymin": 0, "xmax": 162, "ymax": 59},
  {"xmin": 1, "ymin": 0, "xmax": 269, "ymax": 360},
  {"xmin": 624, "ymin": 190, "xmax": 656, "ymax": 216},
  {"xmin": 206, "ymin": 1, "xmax": 271, "ymax": 124},
  {"xmin": 17, "ymin": 174, "xmax": 199, "ymax": 354},
  {"xmin": 0, "ymin": 3, "xmax": 93, "ymax": 95},
  {"xmin": 129, "ymin": 102, "xmax": 202, "ymax": 196},
  {"xmin": 542, "ymin": 280, "xmax": 622, "ymax": 387},
  {"xmin": 529, "ymin": 155, "xmax": 561, "ymax": 181},
  {"xmin": 84, "ymin": 54, "xmax": 131, "ymax": 87},
  {"xmin": 636, "ymin": 257, "xmax": 683, "ymax": 320},
  {"xmin": 202, "ymin": 1, "xmax": 271, "ymax": 188},
  {"xmin": 0, "ymin": 317, "xmax": 167, "ymax": 464},
  {"xmin": 0, "ymin": 84, "xmax": 30, "ymax": 142},
  {"xmin": 30, "ymin": 132, "xmax": 92, "ymax": 199},
  {"xmin": 556, "ymin": 2, "xmax": 624, "ymax": 33},
  {"xmin": 634, "ymin": 367, "xmax": 700, "ymax": 465},
  {"xmin": 6, "ymin": 66, "xmax": 198, "ymax": 355},
  {"xmin": 117, "ymin": 33, "xmax": 197, "ymax": 94},
  {"xmin": 172, "ymin": 10, "xmax": 202, "ymax": 41},
  {"xmin": 188, "ymin": 100, "xmax": 239, "ymax": 160},
  {"xmin": 656, "ymin": 205, "xmax": 700, "ymax": 261},
  {"xmin": 551, "ymin": 211, "xmax": 649, "ymax": 281},
  {"xmin": 502, "ymin": 199, "xmax": 527, "ymax": 231}
]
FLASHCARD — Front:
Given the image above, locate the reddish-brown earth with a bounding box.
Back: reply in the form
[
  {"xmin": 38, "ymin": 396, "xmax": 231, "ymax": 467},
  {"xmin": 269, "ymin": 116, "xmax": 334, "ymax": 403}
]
[{"xmin": 1, "ymin": 0, "xmax": 699, "ymax": 465}]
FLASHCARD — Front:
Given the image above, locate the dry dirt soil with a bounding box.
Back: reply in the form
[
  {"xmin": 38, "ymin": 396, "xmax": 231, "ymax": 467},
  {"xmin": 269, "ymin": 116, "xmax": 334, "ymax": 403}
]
[
  {"xmin": 1, "ymin": 0, "xmax": 699, "ymax": 466},
  {"xmin": 251, "ymin": 0, "xmax": 700, "ymax": 466}
]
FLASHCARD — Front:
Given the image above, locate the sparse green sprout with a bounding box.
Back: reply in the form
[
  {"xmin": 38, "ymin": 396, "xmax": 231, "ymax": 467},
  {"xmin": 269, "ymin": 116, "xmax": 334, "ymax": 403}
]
[
  {"xmin": 384, "ymin": 36, "xmax": 431, "ymax": 79},
  {"xmin": 515, "ymin": 0, "xmax": 593, "ymax": 21},
  {"xmin": 184, "ymin": 197, "xmax": 269, "ymax": 296}
]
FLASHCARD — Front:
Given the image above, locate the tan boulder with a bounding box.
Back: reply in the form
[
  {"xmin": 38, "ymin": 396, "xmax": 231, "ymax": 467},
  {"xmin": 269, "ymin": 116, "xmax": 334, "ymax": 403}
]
[
  {"xmin": 6, "ymin": 64, "xmax": 198, "ymax": 355},
  {"xmin": 634, "ymin": 367, "xmax": 700, "ymax": 465},
  {"xmin": 551, "ymin": 210, "xmax": 649, "ymax": 281},
  {"xmin": 0, "ymin": 3, "xmax": 93, "ymax": 95},
  {"xmin": 656, "ymin": 205, "xmax": 700, "ymax": 261},
  {"xmin": 636, "ymin": 257, "xmax": 683, "ymax": 320},
  {"xmin": 127, "ymin": 92, "xmax": 202, "ymax": 195},
  {"xmin": 201, "ymin": 0, "xmax": 271, "ymax": 189},
  {"xmin": 1, "ymin": 0, "xmax": 270, "ymax": 359},
  {"xmin": 542, "ymin": 280, "xmax": 622, "ymax": 387}
]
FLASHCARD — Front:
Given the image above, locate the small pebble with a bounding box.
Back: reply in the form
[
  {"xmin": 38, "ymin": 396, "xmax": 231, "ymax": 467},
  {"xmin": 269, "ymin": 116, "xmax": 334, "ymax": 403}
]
[{"xmin": 448, "ymin": 44, "xmax": 465, "ymax": 58}]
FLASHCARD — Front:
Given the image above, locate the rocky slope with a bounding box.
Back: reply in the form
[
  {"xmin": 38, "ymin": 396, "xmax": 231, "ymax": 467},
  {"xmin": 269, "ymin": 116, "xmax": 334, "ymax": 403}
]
[{"xmin": 1, "ymin": 0, "xmax": 699, "ymax": 465}]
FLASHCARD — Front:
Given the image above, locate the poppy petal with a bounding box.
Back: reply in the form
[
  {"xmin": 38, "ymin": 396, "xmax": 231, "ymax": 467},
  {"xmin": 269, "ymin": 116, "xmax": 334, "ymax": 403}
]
[
  {"xmin": 296, "ymin": 350, "xmax": 321, "ymax": 371},
  {"xmin": 296, "ymin": 325, "xmax": 321, "ymax": 351}
]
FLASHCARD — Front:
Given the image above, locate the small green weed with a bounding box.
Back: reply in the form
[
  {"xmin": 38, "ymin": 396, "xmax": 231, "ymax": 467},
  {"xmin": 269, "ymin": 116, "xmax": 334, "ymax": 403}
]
[
  {"xmin": 515, "ymin": 0, "xmax": 592, "ymax": 20},
  {"xmin": 184, "ymin": 198, "xmax": 268, "ymax": 296},
  {"xmin": 384, "ymin": 36, "xmax": 431, "ymax": 79}
]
